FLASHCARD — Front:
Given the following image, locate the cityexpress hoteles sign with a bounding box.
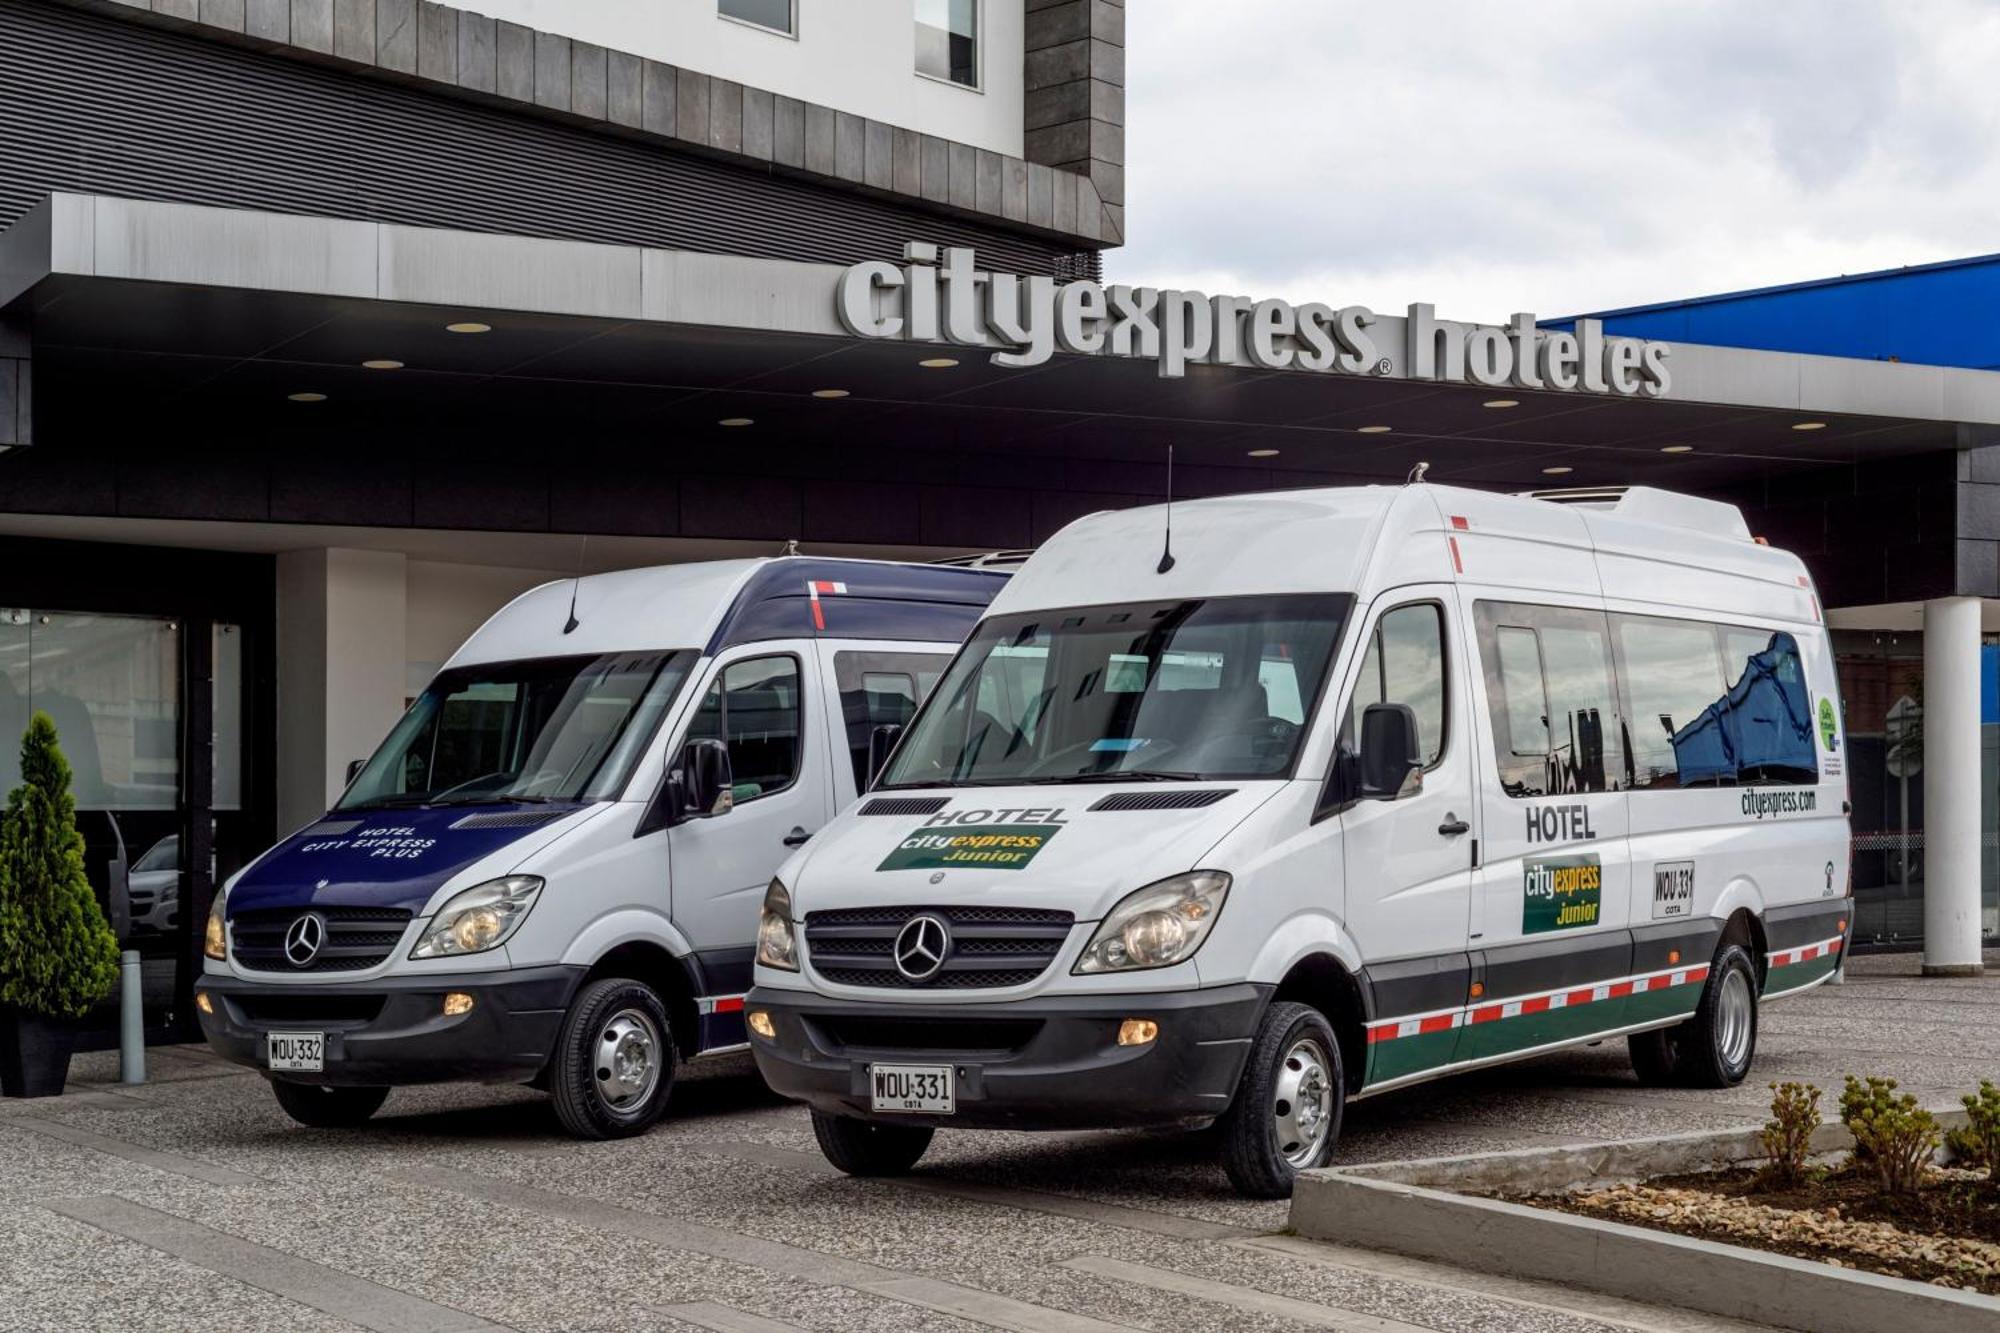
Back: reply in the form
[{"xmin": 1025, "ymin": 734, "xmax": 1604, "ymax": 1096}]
[{"xmin": 836, "ymin": 243, "xmax": 1671, "ymax": 398}]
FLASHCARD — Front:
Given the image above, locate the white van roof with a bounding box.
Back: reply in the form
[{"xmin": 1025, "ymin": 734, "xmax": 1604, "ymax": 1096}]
[{"xmin": 989, "ymin": 484, "xmax": 1816, "ymax": 626}]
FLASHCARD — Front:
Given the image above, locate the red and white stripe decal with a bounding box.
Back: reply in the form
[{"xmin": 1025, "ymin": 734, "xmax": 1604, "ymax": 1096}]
[
  {"xmin": 1768, "ymin": 934, "xmax": 1845, "ymax": 969},
  {"xmin": 1447, "ymin": 535, "xmax": 1464, "ymax": 574},
  {"xmin": 805, "ymin": 579, "xmax": 848, "ymax": 630},
  {"xmin": 697, "ymin": 994, "xmax": 746, "ymax": 1016},
  {"xmin": 1365, "ymin": 962, "xmax": 1711, "ymax": 1045}
]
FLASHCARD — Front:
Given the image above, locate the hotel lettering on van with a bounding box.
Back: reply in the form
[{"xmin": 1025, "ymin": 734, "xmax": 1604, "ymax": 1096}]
[{"xmin": 835, "ymin": 244, "xmax": 1673, "ymax": 393}]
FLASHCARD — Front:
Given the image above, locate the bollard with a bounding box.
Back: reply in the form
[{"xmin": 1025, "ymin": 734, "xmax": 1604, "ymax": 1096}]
[{"xmin": 119, "ymin": 949, "xmax": 145, "ymax": 1085}]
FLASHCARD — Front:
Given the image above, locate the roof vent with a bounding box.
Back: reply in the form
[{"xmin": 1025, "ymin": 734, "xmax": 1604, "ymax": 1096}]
[
  {"xmin": 859, "ymin": 796, "xmax": 951, "ymax": 815},
  {"xmin": 1520, "ymin": 485, "xmax": 1751, "ymax": 542},
  {"xmin": 1089, "ymin": 789, "xmax": 1237, "ymax": 812},
  {"xmin": 930, "ymin": 549, "xmax": 1037, "ymax": 569}
]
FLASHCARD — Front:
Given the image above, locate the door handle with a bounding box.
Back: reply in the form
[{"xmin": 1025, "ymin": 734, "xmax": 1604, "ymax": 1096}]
[
  {"xmin": 782, "ymin": 826, "xmax": 813, "ymax": 847},
  {"xmin": 1438, "ymin": 816, "xmax": 1471, "ymax": 837}
]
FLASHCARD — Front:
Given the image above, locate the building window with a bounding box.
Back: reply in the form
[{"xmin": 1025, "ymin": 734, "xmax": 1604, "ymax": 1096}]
[
  {"xmin": 916, "ymin": 0, "xmax": 980, "ymax": 89},
  {"xmin": 718, "ymin": 0, "xmax": 795, "ymax": 38}
]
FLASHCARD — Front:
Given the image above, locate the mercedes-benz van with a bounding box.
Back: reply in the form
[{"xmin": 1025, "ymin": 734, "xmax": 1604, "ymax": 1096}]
[
  {"xmin": 197, "ymin": 557, "xmax": 1006, "ymax": 1137},
  {"xmin": 746, "ymin": 485, "xmax": 1852, "ymax": 1197}
]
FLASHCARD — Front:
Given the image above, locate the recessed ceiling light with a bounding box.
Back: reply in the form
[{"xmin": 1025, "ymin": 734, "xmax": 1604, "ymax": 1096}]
[
  {"xmin": 1483, "ymin": 398, "xmax": 1520, "ymax": 409},
  {"xmin": 361, "ymin": 359, "xmax": 404, "ymax": 370},
  {"xmin": 445, "ymin": 321, "xmax": 492, "ymax": 334},
  {"xmin": 1661, "ymin": 444, "xmax": 1695, "ymax": 454},
  {"xmin": 718, "ymin": 417, "xmax": 754, "ymax": 427},
  {"xmin": 1247, "ymin": 448, "xmax": 1280, "ymax": 458},
  {"xmin": 1541, "ymin": 465, "xmax": 1573, "ymax": 475},
  {"xmin": 918, "ymin": 357, "xmax": 959, "ymax": 369},
  {"xmin": 287, "ymin": 392, "xmax": 327, "ymax": 403},
  {"xmin": 1357, "ymin": 425, "xmax": 1393, "ymax": 434},
  {"xmin": 1791, "ymin": 420, "xmax": 1828, "ymax": 431},
  {"xmin": 811, "ymin": 388, "xmax": 850, "ymax": 399}
]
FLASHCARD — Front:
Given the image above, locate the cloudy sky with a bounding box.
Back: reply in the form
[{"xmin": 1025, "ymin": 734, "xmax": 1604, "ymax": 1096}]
[{"xmin": 1112, "ymin": 1, "xmax": 2000, "ymax": 324}]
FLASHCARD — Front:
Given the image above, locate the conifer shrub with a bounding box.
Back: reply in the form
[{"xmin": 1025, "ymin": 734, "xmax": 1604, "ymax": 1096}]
[{"xmin": 0, "ymin": 714, "xmax": 120, "ymax": 1018}]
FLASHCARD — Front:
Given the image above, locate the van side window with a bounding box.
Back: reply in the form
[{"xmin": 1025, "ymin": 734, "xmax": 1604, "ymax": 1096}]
[
  {"xmin": 832, "ymin": 651, "xmax": 948, "ymax": 791},
  {"xmin": 684, "ymin": 655, "xmax": 802, "ymax": 802},
  {"xmin": 1715, "ymin": 629, "xmax": 1818, "ymax": 786},
  {"xmin": 1475, "ymin": 602, "xmax": 1624, "ymax": 797},
  {"xmin": 1341, "ymin": 602, "xmax": 1446, "ymax": 775},
  {"xmin": 1612, "ymin": 615, "xmax": 1727, "ymax": 788}
]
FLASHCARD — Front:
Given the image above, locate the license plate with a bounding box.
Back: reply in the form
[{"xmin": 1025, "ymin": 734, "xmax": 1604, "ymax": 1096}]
[
  {"xmin": 267, "ymin": 1031, "xmax": 325, "ymax": 1073},
  {"xmin": 870, "ymin": 1063, "xmax": 953, "ymax": 1114}
]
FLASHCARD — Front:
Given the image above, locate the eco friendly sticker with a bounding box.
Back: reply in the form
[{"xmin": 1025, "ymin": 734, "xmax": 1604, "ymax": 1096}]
[
  {"xmin": 878, "ymin": 824, "xmax": 1063, "ymax": 871},
  {"xmin": 1818, "ymin": 697, "xmax": 1839, "ymax": 752},
  {"xmin": 1523, "ymin": 854, "xmax": 1602, "ymax": 934}
]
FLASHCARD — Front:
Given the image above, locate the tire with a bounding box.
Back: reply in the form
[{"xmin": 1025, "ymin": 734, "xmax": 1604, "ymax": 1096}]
[
  {"xmin": 1626, "ymin": 1027, "xmax": 1684, "ymax": 1086},
  {"xmin": 1216, "ymin": 1000, "xmax": 1344, "ymax": 1199},
  {"xmin": 549, "ymin": 977, "xmax": 677, "ymax": 1140},
  {"xmin": 270, "ymin": 1080, "xmax": 389, "ymax": 1128},
  {"xmin": 1672, "ymin": 942, "xmax": 1760, "ymax": 1088},
  {"xmin": 811, "ymin": 1110, "xmax": 933, "ymax": 1176}
]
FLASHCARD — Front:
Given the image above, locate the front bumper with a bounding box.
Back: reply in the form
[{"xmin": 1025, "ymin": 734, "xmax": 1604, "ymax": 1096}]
[
  {"xmin": 196, "ymin": 965, "xmax": 584, "ymax": 1086},
  {"xmin": 745, "ymin": 983, "xmax": 1270, "ymax": 1130}
]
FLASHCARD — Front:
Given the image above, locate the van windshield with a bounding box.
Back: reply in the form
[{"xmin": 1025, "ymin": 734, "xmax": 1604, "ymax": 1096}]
[
  {"xmin": 877, "ymin": 595, "xmax": 1351, "ymax": 788},
  {"xmin": 338, "ymin": 651, "xmax": 696, "ymax": 810}
]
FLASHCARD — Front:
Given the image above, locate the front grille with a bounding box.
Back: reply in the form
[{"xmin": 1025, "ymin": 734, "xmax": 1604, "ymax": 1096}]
[
  {"xmin": 808, "ymin": 1015, "xmax": 1044, "ymax": 1054},
  {"xmin": 804, "ymin": 905, "xmax": 1073, "ymax": 990},
  {"xmin": 230, "ymin": 906, "xmax": 413, "ymax": 973},
  {"xmin": 229, "ymin": 994, "xmax": 387, "ymax": 1027}
]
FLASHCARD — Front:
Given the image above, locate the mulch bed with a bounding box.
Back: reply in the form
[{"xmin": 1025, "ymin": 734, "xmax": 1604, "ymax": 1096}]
[{"xmin": 1525, "ymin": 1162, "xmax": 2000, "ymax": 1294}]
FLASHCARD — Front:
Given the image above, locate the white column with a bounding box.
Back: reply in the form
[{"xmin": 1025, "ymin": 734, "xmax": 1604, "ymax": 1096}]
[
  {"xmin": 1922, "ymin": 596, "xmax": 1984, "ymax": 976},
  {"xmin": 275, "ymin": 548, "xmax": 408, "ymax": 833}
]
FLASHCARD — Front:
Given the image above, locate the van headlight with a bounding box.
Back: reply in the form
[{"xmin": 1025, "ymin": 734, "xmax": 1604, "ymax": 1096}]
[
  {"xmin": 410, "ymin": 876, "xmax": 543, "ymax": 959},
  {"xmin": 1074, "ymin": 871, "xmax": 1231, "ymax": 974},
  {"xmin": 756, "ymin": 879, "xmax": 798, "ymax": 971},
  {"xmin": 204, "ymin": 896, "xmax": 227, "ymax": 961}
]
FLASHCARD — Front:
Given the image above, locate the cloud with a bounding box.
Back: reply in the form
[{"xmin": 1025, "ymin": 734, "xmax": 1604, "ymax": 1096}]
[{"xmin": 1111, "ymin": 1, "xmax": 2000, "ymax": 322}]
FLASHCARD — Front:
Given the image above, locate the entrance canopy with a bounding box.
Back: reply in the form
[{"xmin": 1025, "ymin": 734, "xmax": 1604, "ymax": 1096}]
[{"xmin": 4, "ymin": 193, "xmax": 1999, "ymax": 560}]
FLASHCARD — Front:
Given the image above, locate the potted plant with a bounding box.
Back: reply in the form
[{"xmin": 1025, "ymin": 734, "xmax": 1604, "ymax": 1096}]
[{"xmin": 0, "ymin": 713, "xmax": 121, "ymax": 1097}]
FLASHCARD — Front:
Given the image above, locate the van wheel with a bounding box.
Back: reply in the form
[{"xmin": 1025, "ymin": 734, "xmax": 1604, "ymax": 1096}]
[
  {"xmin": 1625, "ymin": 1027, "xmax": 1683, "ymax": 1086},
  {"xmin": 549, "ymin": 978, "xmax": 677, "ymax": 1139},
  {"xmin": 1217, "ymin": 1001, "xmax": 1344, "ymax": 1199},
  {"xmin": 270, "ymin": 1080, "xmax": 389, "ymax": 1128},
  {"xmin": 811, "ymin": 1110, "xmax": 933, "ymax": 1176},
  {"xmin": 1674, "ymin": 943, "xmax": 1759, "ymax": 1088}
]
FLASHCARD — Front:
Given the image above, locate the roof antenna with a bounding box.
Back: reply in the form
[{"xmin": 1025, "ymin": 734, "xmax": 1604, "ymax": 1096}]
[
  {"xmin": 1408, "ymin": 461, "xmax": 1431, "ymax": 484},
  {"xmin": 1156, "ymin": 444, "xmax": 1177, "ymax": 574},
  {"xmin": 562, "ymin": 535, "xmax": 589, "ymax": 635}
]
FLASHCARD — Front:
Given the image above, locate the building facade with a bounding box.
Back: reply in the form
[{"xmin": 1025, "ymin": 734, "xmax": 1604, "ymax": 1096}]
[{"xmin": 2, "ymin": 0, "xmax": 1997, "ymax": 1050}]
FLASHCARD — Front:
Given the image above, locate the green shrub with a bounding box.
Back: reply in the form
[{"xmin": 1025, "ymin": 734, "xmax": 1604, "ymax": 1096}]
[
  {"xmin": 1946, "ymin": 1080, "xmax": 2000, "ymax": 1181},
  {"xmin": 0, "ymin": 714, "xmax": 120, "ymax": 1018},
  {"xmin": 1840, "ymin": 1075, "xmax": 1941, "ymax": 1195},
  {"xmin": 1758, "ymin": 1081, "xmax": 1821, "ymax": 1187}
]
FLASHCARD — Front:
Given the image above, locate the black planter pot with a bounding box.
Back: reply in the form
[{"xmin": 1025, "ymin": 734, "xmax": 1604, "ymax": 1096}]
[{"xmin": 0, "ymin": 1005, "xmax": 79, "ymax": 1098}]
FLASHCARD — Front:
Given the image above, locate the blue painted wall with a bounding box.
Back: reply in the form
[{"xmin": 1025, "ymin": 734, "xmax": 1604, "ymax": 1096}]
[{"xmin": 1550, "ymin": 253, "xmax": 2000, "ymax": 372}]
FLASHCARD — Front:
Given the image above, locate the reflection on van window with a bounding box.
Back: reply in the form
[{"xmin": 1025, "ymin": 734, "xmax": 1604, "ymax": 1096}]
[
  {"xmin": 1342, "ymin": 603, "xmax": 1446, "ymax": 770},
  {"xmin": 1640, "ymin": 626, "xmax": 1817, "ymax": 787},
  {"xmin": 1475, "ymin": 603, "xmax": 1623, "ymax": 797},
  {"xmin": 879, "ymin": 595, "xmax": 1351, "ymax": 787},
  {"xmin": 833, "ymin": 650, "xmax": 948, "ymax": 792},
  {"xmin": 686, "ymin": 655, "xmax": 804, "ymax": 802},
  {"xmin": 340, "ymin": 652, "xmax": 692, "ymax": 810}
]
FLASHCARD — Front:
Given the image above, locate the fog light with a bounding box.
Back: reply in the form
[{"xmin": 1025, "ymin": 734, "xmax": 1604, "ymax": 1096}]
[
  {"xmin": 1117, "ymin": 1019, "xmax": 1158, "ymax": 1047},
  {"xmin": 747, "ymin": 1010, "xmax": 776, "ymax": 1040},
  {"xmin": 442, "ymin": 992, "xmax": 475, "ymax": 1017},
  {"xmin": 195, "ymin": 991, "xmax": 213, "ymax": 1016}
]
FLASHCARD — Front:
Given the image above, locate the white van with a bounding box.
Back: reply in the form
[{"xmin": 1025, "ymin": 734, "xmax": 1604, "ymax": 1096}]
[
  {"xmin": 746, "ymin": 484, "xmax": 1852, "ymax": 1197},
  {"xmin": 196, "ymin": 557, "xmax": 1006, "ymax": 1137}
]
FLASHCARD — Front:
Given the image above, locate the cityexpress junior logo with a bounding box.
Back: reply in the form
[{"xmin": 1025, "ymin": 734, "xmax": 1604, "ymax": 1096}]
[
  {"xmin": 877, "ymin": 807, "xmax": 1069, "ymax": 872},
  {"xmin": 1523, "ymin": 855, "xmax": 1602, "ymax": 934}
]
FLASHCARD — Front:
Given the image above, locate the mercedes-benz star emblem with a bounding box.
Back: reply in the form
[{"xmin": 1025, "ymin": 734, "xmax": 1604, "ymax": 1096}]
[
  {"xmin": 284, "ymin": 913, "xmax": 327, "ymax": 967},
  {"xmin": 893, "ymin": 913, "xmax": 952, "ymax": 982}
]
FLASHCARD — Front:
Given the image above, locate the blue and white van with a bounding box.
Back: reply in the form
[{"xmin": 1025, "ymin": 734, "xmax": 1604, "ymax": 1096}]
[{"xmin": 196, "ymin": 557, "xmax": 1006, "ymax": 1137}]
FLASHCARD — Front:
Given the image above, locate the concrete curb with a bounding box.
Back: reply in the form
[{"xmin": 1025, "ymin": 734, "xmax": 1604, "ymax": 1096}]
[{"xmin": 1289, "ymin": 1114, "xmax": 1997, "ymax": 1333}]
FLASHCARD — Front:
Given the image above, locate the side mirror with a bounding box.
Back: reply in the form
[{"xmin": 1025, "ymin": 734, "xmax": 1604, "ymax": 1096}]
[
  {"xmin": 866, "ymin": 723, "xmax": 903, "ymax": 789},
  {"xmin": 677, "ymin": 738, "xmax": 735, "ymax": 820},
  {"xmin": 1359, "ymin": 702, "xmax": 1422, "ymax": 799},
  {"xmin": 345, "ymin": 758, "xmax": 366, "ymax": 784}
]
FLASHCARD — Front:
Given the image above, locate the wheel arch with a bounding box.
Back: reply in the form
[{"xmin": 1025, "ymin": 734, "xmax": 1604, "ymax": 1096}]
[
  {"xmin": 581, "ymin": 940, "xmax": 702, "ymax": 1059},
  {"xmin": 1271, "ymin": 951, "xmax": 1369, "ymax": 1095}
]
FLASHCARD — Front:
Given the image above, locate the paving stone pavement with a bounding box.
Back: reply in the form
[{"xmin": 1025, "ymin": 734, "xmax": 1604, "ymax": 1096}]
[{"xmin": 1, "ymin": 950, "xmax": 1994, "ymax": 1333}]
